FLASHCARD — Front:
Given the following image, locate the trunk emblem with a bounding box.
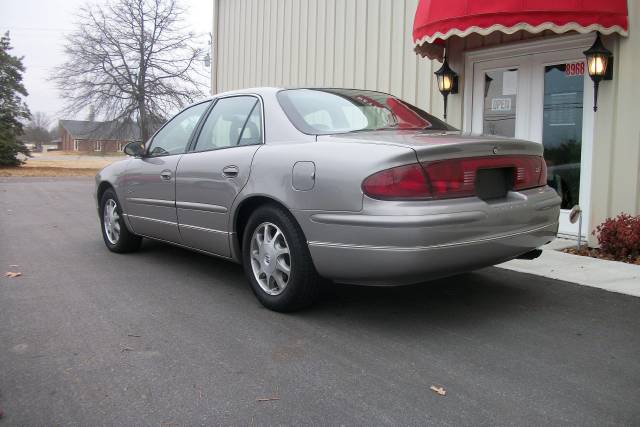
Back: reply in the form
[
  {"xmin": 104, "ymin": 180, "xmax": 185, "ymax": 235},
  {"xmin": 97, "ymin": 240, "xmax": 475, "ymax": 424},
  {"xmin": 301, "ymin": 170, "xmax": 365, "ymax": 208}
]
[{"xmin": 492, "ymin": 146, "xmax": 499, "ymax": 154}]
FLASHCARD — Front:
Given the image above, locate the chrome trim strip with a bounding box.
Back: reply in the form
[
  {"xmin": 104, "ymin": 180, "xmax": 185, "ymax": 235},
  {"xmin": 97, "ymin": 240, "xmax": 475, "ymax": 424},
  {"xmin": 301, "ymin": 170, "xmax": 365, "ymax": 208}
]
[
  {"xmin": 178, "ymin": 223, "xmax": 228, "ymax": 235},
  {"xmin": 176, "ymin": 201, "xmax": 228, "ymax": 213},
  {"xmin": 126, "ymin": 197, "xmax": 175, "ymax": 208},
  {"xmin": 308, "ymin": 223, "xmax": 557, "ymax": 252},
  {"xmin": 310, "ymin": 211, "xmax": 487, "ymax": 227},
  {"xmin": 126, "ymin": 214, "xmax": 176, "ymax": 226}
]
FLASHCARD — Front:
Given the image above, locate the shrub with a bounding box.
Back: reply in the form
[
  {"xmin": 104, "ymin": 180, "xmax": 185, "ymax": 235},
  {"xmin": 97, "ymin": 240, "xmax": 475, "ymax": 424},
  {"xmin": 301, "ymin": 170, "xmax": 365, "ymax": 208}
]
[
  {"xmin": 0, "ymin": 133, "xmax": 30, "ymax": 166},
  {"xmin": 593, "ymin": 213, "xmax": 640, "ymax": 260}
]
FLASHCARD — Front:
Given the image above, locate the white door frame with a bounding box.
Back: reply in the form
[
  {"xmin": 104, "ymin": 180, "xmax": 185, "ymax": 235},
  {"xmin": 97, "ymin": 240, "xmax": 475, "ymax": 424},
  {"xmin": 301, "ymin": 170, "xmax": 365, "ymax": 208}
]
[{"xmin": 463, "ymin": 34, "xmax": 595, "ymax": 237}]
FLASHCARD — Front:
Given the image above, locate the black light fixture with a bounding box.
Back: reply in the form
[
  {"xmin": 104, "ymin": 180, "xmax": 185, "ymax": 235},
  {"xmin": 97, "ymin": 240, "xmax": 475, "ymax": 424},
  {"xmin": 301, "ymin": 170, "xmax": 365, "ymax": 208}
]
[
  {"xmin": 583, "ymin": 33, "xmax": 613, "ymax": 112},
  {"xmin": 434, "ymin": 52, "xmax": 458, "ymax": 120},
  {"xmin": 484, "ymin": 74, "xmax": 493, "ymax": 98}
]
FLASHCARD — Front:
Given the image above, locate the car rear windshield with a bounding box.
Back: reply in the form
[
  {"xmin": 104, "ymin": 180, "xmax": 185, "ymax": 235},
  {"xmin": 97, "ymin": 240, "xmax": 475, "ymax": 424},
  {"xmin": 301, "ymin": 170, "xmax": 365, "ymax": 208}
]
[{"xmin": 277, "ymin": 88, "xmax": 456, "ymax": 135}]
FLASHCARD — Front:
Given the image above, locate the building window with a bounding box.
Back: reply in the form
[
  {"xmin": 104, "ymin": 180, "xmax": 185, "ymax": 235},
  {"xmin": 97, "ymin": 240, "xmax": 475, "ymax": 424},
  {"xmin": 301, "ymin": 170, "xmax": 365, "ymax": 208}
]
[
  {"xmin": 94, "ymin": 141, "xmax": 103, "ymax": 152},
  {"xmin": 73, "ymin": 140, "xmax": 79, "ymax": 151}
]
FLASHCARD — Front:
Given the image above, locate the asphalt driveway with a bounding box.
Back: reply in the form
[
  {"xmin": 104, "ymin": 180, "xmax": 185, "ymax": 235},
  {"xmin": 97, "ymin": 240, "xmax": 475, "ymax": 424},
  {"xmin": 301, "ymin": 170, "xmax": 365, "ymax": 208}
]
[{"xmin": 1, "ymin": 177, "xmax": 639, "ymax": 426}]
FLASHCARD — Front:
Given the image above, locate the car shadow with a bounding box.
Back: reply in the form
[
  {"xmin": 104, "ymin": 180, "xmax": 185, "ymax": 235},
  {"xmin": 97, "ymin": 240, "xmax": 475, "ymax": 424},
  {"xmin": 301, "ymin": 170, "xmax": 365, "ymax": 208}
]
[
  {"xmin": 136, "ymin": 239, "xmax": 542, "ymax": 330},
  {"xmin": 310, "ymin": 268, "xmax": 541, "ymax": 328}
]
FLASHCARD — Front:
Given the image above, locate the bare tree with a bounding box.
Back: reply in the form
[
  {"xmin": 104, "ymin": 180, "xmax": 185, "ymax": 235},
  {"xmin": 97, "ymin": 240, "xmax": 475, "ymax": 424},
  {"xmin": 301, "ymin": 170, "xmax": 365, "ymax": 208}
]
[
  {"xmin": 30, "ymin": 112, "xmax": 51, "ymax": 130},
  {"xmin": 52, "ymin": 0, "xmax": 206, "ymax": 141},
  {"xmin": 23, "ymin": 112, "xmax": 52, "ymax": 145}
]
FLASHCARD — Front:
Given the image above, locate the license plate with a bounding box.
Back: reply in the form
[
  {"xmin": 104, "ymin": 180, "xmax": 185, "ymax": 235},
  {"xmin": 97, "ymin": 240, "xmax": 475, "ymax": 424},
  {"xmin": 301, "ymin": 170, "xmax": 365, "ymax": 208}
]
[{"xmin": 475, "ymin": 168, "xmax": 511, "ymax": 200}]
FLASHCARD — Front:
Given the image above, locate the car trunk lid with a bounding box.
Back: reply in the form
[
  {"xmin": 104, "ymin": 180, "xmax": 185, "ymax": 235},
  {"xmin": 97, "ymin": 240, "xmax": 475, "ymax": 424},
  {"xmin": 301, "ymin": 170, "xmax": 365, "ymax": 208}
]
[
  {"xmin": 327, "ymin": 130, "xmax": 547, "ymax": 201},
  {"xmin": 316, "ymin": 130, "xmax": 543, "ymax": 162}
]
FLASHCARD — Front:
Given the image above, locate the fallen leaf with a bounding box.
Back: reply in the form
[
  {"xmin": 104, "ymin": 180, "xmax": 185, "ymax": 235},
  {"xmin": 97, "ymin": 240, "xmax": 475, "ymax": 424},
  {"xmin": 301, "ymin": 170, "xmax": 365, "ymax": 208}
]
[
  {"xmin": 120, "ymin": 346, "xmax": 133, "ymax": 352},
  {"xmin": 5, "ymin": 272, "xmax": 21, "ymax": 278},
  {"xmin": 256, "ymin": 396, "xmax": 280, "ymax": 402},
  {"xmin": 430, "ymin": 385, "xmax": 446, "ymax": 396}
]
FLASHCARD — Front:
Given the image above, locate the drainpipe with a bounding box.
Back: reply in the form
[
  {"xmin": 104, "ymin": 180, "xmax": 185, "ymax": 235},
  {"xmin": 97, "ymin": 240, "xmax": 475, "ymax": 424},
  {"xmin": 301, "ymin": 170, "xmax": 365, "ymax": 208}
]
[{"xmin": 211, "ymin": 0, "xmax": 219, "ymax": 95}]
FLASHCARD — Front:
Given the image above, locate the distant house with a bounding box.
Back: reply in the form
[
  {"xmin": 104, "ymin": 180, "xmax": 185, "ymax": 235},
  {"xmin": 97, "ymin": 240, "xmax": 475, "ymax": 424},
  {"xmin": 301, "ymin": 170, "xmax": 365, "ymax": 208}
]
[{"xmin": 59, "ymin": 120, "xmax": 144, "ymax": 153}]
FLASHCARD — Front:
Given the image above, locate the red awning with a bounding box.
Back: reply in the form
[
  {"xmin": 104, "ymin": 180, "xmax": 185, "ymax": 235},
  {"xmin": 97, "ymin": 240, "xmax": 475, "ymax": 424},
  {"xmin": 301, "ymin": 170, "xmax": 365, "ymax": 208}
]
[{"xmin": 413, "ymin": 0, "xmax": 629, "ymax": 59}]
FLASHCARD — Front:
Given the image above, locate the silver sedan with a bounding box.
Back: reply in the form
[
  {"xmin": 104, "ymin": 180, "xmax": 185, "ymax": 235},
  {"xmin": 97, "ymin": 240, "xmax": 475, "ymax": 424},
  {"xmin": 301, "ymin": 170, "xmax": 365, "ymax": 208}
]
[{"xmin": 96, "ymin": 88, "xmax": 560, "ymax": 311}]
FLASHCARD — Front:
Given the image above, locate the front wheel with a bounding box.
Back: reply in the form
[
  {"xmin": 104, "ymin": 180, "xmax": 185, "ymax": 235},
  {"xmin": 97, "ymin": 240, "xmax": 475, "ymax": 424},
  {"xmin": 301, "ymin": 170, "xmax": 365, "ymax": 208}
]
[
  {"xmin": 100, "ymin": 188, "xmax": 142, "ymax": 253},
  {"xmin": 242, "ymin": 204, "xmax": 320, "ymax": 312}
]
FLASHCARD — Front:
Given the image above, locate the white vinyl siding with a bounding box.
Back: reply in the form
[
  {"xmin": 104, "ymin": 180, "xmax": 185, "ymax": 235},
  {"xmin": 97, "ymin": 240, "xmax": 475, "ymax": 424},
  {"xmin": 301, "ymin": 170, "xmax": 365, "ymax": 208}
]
[
  {"xmin": 212, "ymin": 0, "xmax": 441, "ymax": 119},
  {"xmin": 212, "ymin": 0, "xmax": 640, "ymax": 244}
]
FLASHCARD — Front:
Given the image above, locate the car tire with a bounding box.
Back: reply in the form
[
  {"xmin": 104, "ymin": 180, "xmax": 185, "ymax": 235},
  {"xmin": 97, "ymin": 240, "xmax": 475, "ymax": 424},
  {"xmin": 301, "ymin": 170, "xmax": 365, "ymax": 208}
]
[
  {"xmin": 100, "ymin": 188, "xmax": 142, "ymax": 253},
  {"xmin": 242, "ymin": 204, "xmax": 320, "ymax": 312}
]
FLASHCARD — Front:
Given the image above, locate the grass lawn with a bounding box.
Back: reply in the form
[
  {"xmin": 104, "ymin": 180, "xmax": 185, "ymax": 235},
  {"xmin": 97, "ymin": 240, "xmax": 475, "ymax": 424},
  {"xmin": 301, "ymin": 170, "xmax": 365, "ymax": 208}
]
[
  {"xmin": 0, "ymin": 166, "xmax": 100, "ymax": 177},
  {"xmin": 0, "ymin": 151, "xmax": 125, "ymax": 177}
]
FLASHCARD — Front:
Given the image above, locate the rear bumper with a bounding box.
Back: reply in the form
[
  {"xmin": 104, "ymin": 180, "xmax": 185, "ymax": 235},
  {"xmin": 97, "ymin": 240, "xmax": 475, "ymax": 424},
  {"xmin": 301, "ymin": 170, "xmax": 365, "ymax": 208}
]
[
  {"xmin": 308, "ymin": 222, "xmax": 558, "ymax": 285},
  {"xmin": 295, "ymin": 186, "xmax": 561, "ymax": 285}
]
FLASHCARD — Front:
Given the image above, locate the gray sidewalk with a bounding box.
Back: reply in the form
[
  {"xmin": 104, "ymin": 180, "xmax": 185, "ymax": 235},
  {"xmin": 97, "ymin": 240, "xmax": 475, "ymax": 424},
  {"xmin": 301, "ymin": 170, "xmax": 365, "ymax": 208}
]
[{"xmin": 499, "ymin": 239, "xmax": 640, "ymax": 297}]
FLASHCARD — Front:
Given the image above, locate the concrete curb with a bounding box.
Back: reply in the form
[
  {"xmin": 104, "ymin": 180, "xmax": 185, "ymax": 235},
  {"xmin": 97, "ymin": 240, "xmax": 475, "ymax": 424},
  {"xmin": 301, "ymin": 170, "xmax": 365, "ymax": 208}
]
[{"xmin": 498, "ymin": 249, "xmax": 640, "ymax": 297}]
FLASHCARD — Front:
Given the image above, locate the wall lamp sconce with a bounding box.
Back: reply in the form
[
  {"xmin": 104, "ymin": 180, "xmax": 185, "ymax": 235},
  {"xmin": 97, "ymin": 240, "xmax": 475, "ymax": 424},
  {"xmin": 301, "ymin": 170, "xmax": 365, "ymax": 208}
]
[
  {"xmin": 583, "ymin": 33, "xmax": 613, "ymax": 112},
  {"xmin": 434, "ymin": 53, "xmax": 458, "ymax": 120}
]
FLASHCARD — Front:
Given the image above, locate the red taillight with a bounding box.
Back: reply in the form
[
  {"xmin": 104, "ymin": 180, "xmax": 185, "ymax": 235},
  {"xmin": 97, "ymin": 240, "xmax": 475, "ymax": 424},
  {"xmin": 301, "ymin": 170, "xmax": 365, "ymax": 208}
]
[
  {"xmin": 362, "ymin": 156, "xmax": 547, "ymax": 200},
  {"xmin": 361, "ymin": 164, "xmax": 430, "ymax": 199}
]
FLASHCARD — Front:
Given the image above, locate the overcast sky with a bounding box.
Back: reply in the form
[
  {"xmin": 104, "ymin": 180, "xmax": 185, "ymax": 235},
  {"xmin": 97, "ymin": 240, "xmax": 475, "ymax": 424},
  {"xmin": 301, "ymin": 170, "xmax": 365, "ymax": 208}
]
[{"xmin": 0, "ymin": 0, "xmax": 212, "ymax": 124}]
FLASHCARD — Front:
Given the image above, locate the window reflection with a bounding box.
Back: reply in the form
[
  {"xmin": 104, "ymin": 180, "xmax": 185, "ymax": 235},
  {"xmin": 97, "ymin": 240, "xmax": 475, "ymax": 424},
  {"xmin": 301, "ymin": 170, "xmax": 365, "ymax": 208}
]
[
  {"xmin": 543, "ymin": 64, "xmax": 584, "ymax": 209},
  {"xmin": 483, "ymin": 69, "xmax": 518, "ymax": 137}
]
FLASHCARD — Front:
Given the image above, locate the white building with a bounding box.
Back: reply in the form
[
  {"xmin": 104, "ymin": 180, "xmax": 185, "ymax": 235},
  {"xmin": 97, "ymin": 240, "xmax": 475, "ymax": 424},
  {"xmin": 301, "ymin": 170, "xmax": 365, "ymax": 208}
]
[{"xmin": 210, "ymin": 0, "xmax": 639, "ymax": 244}]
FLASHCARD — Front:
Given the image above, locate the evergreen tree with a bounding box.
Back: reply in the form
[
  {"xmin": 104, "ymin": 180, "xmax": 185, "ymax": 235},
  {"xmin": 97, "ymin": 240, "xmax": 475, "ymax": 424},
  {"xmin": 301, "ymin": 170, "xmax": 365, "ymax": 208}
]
[{"xmin": 0, "ymin": 32, "xmax": 31, "ymax": 166}]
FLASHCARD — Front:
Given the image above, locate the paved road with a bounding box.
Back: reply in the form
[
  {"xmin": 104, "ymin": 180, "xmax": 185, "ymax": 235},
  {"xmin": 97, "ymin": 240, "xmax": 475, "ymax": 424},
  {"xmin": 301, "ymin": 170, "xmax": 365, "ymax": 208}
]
[{"xmin": 1, "ymin": 177, "xmax": 639, "ymax": 426}]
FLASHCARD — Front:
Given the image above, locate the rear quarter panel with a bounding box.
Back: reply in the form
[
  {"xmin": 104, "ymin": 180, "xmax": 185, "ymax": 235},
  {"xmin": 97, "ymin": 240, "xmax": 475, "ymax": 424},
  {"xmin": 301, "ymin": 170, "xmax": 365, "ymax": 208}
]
[{"xmin": 237, "ymin": 140, "xmax": 418, "ymax": 213}]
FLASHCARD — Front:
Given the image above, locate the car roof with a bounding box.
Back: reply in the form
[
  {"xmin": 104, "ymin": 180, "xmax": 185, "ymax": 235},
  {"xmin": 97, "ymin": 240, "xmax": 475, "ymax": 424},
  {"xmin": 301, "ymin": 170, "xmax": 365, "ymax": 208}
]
[
  {"xmin": 209, "ymin": 87, "xmax": 282, "ymax": 99},
  {"xmin": 209, "ymin": 87, "xmax": 398, "ymax": 99}
]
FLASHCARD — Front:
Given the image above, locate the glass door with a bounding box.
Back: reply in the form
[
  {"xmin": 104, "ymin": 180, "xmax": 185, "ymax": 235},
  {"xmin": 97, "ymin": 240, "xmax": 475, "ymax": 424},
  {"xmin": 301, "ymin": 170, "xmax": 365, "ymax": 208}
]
[
  {"xmin": 482, "ymin": 69, "xmax": 519, "ymax": 137},
  {"xmin": 471, "ymin": 47, "xmax": 593, "ymax": 237},
  {"xmin": 529, "ymin": 50, "xmax": 594, "ymax": 237},
  {"xmin": 471, "ymin": 56, "xmax": 532, "ymax": 140},
  {"xmin": 542, "ymin": 64, "xmax": 584, "ymax": 211}
]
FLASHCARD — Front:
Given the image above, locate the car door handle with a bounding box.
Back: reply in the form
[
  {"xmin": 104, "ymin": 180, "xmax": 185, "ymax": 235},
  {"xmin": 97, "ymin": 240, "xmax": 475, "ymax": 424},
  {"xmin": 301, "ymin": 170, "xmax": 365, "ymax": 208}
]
[
  {"xmin": 160, "ymin": 170, "xmax": 173, "ymax": 181},
  {"xmin": 222, "ymin": 165, "xmax": 239, "ymax": 177}
]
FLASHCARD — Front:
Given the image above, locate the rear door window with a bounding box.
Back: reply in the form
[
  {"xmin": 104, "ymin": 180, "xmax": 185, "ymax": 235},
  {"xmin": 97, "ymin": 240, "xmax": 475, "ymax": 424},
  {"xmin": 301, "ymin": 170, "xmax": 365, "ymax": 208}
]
[{"xmin": 194, "ymin": 96, "xmax": 262, "ymax": 151}]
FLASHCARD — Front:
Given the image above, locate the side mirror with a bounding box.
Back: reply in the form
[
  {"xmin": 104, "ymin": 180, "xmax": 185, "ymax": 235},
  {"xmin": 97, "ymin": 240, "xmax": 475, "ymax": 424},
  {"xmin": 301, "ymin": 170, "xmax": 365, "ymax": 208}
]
[{"xmin": 123, "ymin": 141, "xmax": 145, "ymax": 157}]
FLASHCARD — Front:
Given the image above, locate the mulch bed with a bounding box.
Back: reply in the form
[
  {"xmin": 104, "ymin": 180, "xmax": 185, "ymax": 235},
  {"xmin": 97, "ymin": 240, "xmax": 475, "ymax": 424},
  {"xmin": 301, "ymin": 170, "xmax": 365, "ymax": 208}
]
[{"xmin": 562, "ymin": 246, "xmax": 640, "ymax": 265}]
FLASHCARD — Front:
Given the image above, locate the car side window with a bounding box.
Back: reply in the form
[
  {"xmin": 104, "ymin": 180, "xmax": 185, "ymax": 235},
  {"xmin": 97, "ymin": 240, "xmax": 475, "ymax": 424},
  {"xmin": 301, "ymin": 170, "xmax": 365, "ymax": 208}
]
[
  {"xmin": 238, "ymin": 102, "xmax": 262, "ymax": 146},
  {"xmin": 147, "ymin": 101, "xmax": 210, "ymax": 157},
  {"xmin": 194, "ymin": 96, "xmax": 262, "ymax": 151}
]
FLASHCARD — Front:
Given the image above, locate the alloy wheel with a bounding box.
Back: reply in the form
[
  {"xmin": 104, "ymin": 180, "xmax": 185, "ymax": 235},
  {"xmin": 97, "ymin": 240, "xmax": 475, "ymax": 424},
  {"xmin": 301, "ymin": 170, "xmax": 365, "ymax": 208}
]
[
  {"xmin": 250, "ymin": 222, "xmax": 292, "ymax": 295},
  {"xmin": 103, "ymin": 198, "xmax": 121, "ymax": 244}
]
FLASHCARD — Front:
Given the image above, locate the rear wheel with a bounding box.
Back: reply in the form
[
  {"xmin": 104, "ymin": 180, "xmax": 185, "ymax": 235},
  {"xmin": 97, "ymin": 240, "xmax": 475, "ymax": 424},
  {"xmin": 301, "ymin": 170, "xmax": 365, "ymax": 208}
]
[
  {"xmin": 100, "ymin": 188, "xmax": 142, "ymax": 253},
  {"xmin": 242, "ymin": 204, "xmax": 320, "ymax": 312}
]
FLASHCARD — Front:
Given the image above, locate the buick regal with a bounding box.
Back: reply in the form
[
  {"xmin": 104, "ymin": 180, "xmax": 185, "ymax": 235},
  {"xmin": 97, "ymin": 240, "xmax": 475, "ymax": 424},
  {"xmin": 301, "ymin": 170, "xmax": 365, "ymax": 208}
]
[{"xmin": 96, "ymin": 88, "xmax": 560, "ymax": 311}]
